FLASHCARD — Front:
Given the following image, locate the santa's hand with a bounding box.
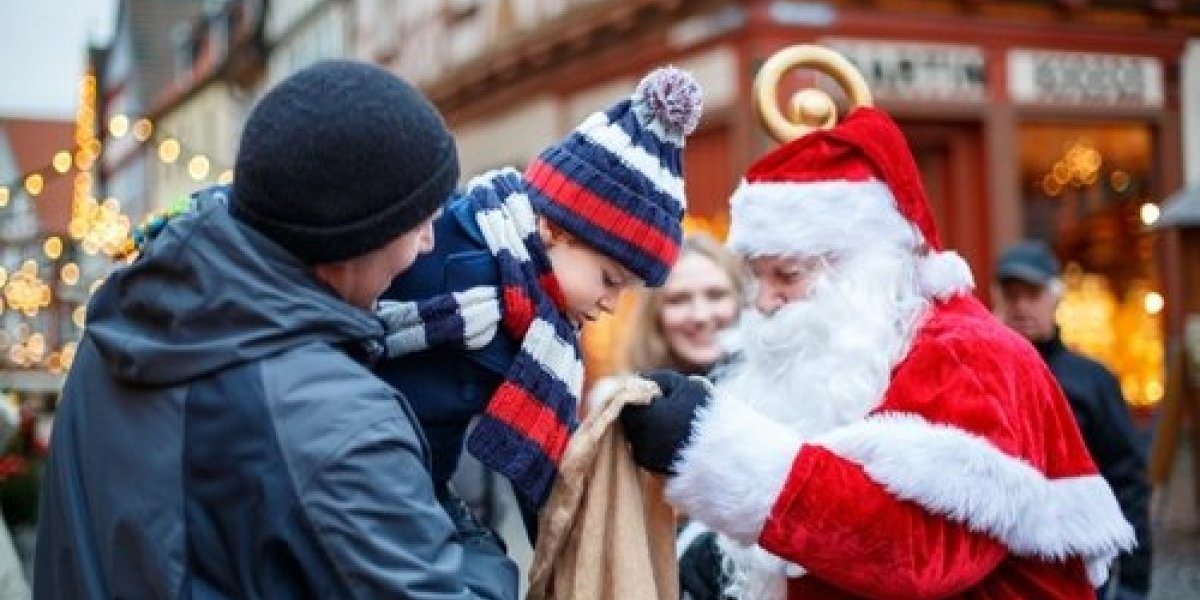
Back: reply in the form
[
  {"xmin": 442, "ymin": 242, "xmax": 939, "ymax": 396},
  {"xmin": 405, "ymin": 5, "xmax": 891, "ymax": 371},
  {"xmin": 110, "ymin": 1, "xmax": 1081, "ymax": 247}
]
[{"xmin": 620, "ymin": 370, "xmax": 712, "ymax": 475}]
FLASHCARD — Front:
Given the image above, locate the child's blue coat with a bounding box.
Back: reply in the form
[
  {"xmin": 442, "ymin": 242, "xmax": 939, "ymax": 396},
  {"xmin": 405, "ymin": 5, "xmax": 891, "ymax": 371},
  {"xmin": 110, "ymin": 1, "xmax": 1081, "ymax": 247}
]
[{"xmin": 375, "ymin": 193, "xmax": 519, "ymax": 496}]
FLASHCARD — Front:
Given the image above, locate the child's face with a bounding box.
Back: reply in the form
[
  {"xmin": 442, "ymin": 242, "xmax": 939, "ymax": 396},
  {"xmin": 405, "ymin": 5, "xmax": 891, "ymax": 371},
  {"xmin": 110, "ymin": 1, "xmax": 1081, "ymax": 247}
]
[{"xmin": 543, "ymin": 226, "xmax": 640, "ymax": 328}]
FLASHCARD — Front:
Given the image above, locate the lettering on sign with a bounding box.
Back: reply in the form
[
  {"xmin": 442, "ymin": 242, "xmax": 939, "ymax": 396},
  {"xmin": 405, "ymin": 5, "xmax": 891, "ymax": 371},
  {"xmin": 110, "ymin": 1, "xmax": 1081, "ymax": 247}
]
[
  {"xmin": 823, "ymin": 39, "xmax": 986, "ymax": 102},
  {"xmin": 1008, "ymin": 50, "xmax": 1163, "ymax": 108}
]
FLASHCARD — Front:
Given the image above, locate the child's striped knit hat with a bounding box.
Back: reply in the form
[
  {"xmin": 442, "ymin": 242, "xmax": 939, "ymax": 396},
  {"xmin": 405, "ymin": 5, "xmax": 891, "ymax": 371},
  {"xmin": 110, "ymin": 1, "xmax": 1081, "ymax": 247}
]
[{"xmin": 524, "ymin": 67, "xmax": 703, "ymax": 286}]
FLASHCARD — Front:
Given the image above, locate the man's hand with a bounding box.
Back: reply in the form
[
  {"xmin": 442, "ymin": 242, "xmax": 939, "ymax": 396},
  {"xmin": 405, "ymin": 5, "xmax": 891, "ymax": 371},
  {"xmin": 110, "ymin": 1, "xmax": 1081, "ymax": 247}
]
[{"xmin": 620, "ymin": 370, "xmax": 711, "ymax": 475}]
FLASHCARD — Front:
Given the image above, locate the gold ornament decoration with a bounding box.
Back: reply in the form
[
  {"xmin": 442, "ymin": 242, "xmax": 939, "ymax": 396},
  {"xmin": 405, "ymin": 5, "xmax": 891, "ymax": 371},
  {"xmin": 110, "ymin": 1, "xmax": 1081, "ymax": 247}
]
[{"xmin": 754, "ymin": 45, "xmax": 873, "ymax": 143}]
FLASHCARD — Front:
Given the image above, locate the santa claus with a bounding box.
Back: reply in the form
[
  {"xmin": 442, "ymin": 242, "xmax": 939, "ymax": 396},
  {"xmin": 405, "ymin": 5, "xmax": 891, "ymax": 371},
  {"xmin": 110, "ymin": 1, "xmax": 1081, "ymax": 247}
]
[{"xmin": 620, "ymin": 107, "xmax": 1136, "ymax": 599}]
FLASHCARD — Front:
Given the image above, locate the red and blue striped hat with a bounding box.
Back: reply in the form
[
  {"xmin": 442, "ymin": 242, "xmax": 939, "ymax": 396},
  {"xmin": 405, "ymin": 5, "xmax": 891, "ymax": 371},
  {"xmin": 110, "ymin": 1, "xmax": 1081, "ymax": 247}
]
[{"xmin": 524, "ymin": 67, "xmax": 703, "ymax": 286}]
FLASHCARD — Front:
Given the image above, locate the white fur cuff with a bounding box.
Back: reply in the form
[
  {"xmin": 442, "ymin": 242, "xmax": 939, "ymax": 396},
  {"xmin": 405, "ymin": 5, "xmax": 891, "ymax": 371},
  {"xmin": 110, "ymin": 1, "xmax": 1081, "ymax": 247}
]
[
  {"xmin": 665, "ymin": 397, "xmax": 803, "ymax": 544},
  {"xmin": 814, "ymin": 413, "xmax": 1135, "ymax": 585}
]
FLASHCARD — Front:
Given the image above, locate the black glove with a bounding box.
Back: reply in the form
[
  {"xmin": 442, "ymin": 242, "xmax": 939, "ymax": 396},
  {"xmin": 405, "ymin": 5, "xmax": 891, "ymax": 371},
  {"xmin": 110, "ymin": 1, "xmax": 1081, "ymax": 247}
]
[{"xmin": 620, "ymin": 370, "xmax": 711, "ymax": 475}]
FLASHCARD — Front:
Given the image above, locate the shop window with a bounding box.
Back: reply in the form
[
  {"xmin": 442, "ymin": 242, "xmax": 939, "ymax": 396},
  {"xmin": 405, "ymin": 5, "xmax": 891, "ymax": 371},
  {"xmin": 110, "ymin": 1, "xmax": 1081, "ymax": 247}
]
[{"xmin": 1019, "ymin": 122, "xmax": 1163, "ymax": 410}]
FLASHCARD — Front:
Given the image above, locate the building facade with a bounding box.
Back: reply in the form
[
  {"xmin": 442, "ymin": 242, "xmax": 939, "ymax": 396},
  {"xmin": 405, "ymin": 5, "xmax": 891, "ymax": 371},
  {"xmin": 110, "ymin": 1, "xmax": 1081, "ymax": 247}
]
[
  {"xmin": 97, "ymin": 0, "xmax": 267, "ymax": 214},
  {"xmin": 0, "ymin": 118, "xmax": 78, "ymax": 397},
  {"xmin": 267, "ymin": 0, "xmax": 354, "ymax": 88},
  {"xmin": 363, "ymin": 0, "xmax": 1199, "ymax": 410}
]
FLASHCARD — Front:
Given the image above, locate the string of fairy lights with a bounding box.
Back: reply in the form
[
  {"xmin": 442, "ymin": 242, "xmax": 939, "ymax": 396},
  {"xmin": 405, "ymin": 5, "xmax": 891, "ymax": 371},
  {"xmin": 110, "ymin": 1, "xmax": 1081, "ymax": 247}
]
[{"xmin": 1, "ymin": 70, "xmax": 232, "ymax": 376}]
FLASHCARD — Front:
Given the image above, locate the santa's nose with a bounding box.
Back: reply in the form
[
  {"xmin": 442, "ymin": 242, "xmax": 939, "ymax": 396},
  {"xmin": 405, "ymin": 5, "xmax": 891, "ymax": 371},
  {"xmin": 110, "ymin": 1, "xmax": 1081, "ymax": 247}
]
[{"xmin": 756, "ymin": 286, "xmax": 787, "ymax": 315}]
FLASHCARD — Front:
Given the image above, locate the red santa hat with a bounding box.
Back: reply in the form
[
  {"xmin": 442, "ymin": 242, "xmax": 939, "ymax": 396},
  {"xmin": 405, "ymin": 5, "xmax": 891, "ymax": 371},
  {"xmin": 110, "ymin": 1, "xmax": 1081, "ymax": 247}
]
[{"xmin": 727, "ymin": 107, "xmax": 973, "ymax": 299}]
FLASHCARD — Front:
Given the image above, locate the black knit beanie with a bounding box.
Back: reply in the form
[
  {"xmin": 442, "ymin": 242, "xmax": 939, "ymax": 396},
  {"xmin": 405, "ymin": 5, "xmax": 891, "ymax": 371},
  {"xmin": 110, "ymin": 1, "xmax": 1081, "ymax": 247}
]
[{"xmin": 230, "ymin": 60, "xmax": 458, "ymax": 264}]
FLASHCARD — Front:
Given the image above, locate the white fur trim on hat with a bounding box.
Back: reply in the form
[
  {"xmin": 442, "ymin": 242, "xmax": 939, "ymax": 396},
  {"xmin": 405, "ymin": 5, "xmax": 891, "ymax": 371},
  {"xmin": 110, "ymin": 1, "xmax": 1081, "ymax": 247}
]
[
  {"xmin": 665, "ymin": 396, "xmax": 803, "ymax": 544},
  {"xmin": 727, "ymin": 179, "xmax": 974, "ymax": 299},
  {"xmin": 815, "ymin": 412, "xmax": 1136, "ymax": 586},
  {"xmin": 727, "ymin": 179, "xmax": 902, "ymax": 258}
]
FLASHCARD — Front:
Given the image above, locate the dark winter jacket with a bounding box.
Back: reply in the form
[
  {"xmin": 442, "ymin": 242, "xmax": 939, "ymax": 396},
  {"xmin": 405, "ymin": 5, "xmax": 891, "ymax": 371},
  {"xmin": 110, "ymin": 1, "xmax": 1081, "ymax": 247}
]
[
  {"xmin": 34, "ymin": 189, "xmax": 517, "ymax": 599},
  {"xmin": 1034, "ymin": 331, "xmax": 1152, "ymax": 597},
  {"xmin": 375, "ymin": 194, "xmax": 520, "ymax": 491},
  {"xmin": 376, "ymin": 193, "xmax": 544, "ymax": 538}
]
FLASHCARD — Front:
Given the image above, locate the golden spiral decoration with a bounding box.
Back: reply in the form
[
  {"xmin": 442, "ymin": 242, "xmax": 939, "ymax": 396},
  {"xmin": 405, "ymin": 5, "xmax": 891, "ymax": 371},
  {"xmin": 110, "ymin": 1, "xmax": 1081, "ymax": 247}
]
[{"xmin": 754, "ymin": 45, "xmax": 874, "ymax": 143}]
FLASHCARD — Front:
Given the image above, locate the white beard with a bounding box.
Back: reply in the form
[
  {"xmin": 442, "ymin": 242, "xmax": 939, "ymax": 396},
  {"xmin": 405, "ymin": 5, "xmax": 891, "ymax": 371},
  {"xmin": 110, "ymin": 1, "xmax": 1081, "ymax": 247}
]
[{"xmin": 712, "ymin": 247, "xmax": 931, "ymax": 600}]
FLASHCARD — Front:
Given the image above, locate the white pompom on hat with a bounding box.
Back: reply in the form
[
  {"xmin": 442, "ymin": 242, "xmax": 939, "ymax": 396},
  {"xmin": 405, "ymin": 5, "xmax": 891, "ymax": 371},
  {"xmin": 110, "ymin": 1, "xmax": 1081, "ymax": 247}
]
[{"xmin": 524, "ymin": 66, "xmax": 704, "ymax": 286}]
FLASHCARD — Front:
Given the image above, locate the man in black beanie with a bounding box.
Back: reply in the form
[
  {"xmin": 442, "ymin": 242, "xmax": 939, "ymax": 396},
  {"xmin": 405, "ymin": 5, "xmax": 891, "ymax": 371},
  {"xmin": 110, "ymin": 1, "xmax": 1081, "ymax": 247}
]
[{"xmin": 34, "ymin": 60, "xmax": 518, "ymax": 599}]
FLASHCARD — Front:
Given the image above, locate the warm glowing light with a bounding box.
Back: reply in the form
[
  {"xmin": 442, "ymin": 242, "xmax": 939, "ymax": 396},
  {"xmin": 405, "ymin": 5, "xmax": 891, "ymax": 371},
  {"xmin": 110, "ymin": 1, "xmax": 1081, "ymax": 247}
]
[
  {"xmin": 187, "ymin": 155, "xmax": 211, "ymax": 181},
  {"xmin": 53, "ymin": 151, "xmax": 73, "ymax": 173},
  {"xmin": 4, "ymin": 262, "xmax": 52, "ymax": 317},
  {"xmin": 133, "ymin": 118, "xmax": 153, "ymax": 142},
  {"xmin": 158, "ymin": 138, "xmax": 181, "ymax": 163},
  {"xmin": 1044, "ymin": 140, "xmax": 1103, "ymax": 192},
  {"xmin": 0, "ymin": 187, "xmax": 8, "ymax": 207},
  {"xmin": 1144, "ymin": 292, "xmax": 1164, "ymax": 315},
  {"xmin": 27, "ymin": 333, "xmax": 45, "ymax": 357},
  {"xmin": 108, "ymin": 114, "xmax": 130, "ymax": 138},
  {"xmin": 43, "ymin": 236, "xmax": 63, "ymax": 259},
  {"xmin": 1059, "ymin": 271, "xmax": 1166, "ymax": 408},
  {"xmin": 24, "ymin": 173, "xmax": 44, "ymax": 196},
  {"xmin": 74, "ymin": 148, "xmax": 95, "ymax": 171},
  {"xmin": 1140, "ymin": 203, "xmax": 1160, "ymax": 226},
  {"xmin": 217, "ymin": 169, "xmax": 234, "ymax": 184},
  {"xmin": 60, "ymin": 263, "xmax": 80, "ymax": 285},
  {"xmin": 61, "ymin": 341, "xmax": 77, "ymax": 368},
  {"xmin": 70, "ymin": 197, "xmax": 132, "ymax": 257},
  {"xmin": 72, "ymin": 306, "xmax": 87, "ymax": 328},
  {"xmin": 1145, "ymin": 380, "xmax": 1164, "ymax": 403}
]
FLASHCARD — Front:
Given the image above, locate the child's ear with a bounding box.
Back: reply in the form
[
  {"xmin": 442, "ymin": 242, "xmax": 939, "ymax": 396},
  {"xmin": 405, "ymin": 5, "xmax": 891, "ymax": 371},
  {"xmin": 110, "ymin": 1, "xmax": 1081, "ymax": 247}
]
[{"xmin": 538, "ymin": 217, "xmax": 571, "ymax": 248}]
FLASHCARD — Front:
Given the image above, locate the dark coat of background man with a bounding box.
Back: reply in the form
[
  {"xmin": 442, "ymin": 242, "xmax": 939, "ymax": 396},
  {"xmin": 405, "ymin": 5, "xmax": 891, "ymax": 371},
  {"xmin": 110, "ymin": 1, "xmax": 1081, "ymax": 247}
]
[
  {"xmin": 995, "ymin": 240, "xmax": 1153, "ymax": 600},
  {"xmin": 33, "ymin": 60, "xmax": 518, "ymax": 599}
]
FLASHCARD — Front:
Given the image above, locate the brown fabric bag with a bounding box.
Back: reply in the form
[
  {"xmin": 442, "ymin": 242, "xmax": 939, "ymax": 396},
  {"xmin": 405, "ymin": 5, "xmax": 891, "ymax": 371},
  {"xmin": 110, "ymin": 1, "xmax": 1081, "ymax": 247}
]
[{"xmin": 526, "ymin": 377, "xmax": 678, "ymax": 600}]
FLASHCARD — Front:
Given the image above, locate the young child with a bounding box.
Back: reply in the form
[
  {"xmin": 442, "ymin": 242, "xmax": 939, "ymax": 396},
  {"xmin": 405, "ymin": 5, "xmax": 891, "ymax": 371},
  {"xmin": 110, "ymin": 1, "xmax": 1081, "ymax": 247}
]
[{"xmin": 375, "ymin": 66, "xmax": 703, "ymax": 521}]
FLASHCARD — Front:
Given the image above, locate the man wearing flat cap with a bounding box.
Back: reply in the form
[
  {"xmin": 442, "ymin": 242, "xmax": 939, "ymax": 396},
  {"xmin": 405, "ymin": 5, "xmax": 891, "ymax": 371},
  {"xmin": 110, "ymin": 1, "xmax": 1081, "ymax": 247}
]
[{"xmin": 994, "ymin": 240, "xmax": 1152, "ymax": 600}]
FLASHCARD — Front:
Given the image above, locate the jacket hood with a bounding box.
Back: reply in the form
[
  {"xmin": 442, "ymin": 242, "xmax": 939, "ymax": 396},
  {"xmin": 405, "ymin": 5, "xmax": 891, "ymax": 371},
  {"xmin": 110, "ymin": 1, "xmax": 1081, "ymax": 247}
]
[{"xmin": 86, "ymin": 187, "xmax": 385, "ymax": 386}]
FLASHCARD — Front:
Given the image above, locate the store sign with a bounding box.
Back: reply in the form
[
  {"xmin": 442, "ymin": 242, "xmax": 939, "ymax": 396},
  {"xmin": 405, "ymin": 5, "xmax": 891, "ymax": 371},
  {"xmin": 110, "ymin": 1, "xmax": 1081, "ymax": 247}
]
[
  {"xmin": 823, "ymin": 39, "xmax": 986, "ymax": 102},
  {"xmin": 1008, "ymin": 50, "xmax": 1163, "ymax": 108}
]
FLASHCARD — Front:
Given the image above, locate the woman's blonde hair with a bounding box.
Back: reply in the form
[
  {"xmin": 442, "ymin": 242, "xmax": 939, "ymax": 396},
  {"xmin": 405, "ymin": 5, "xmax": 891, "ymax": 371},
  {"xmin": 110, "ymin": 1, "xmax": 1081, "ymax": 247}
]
[{"xmin": 619, "ymin": 233, "xmax": 745, "ymax": 373}]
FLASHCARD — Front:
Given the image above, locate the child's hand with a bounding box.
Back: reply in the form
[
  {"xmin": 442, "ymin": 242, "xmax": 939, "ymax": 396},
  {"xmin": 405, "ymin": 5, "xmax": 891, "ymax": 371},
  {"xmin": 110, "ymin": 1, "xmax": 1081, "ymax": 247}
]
[{"xmin": 378, "ymin": 286, "xmax": 501, "ymax": 358}]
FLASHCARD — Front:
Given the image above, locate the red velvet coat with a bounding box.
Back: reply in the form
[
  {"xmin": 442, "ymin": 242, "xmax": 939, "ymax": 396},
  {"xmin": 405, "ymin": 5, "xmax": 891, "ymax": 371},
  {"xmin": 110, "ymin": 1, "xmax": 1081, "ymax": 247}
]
[{"xmin": 666, "ymin": 295, "xmax": 1135, "ymax": 600}]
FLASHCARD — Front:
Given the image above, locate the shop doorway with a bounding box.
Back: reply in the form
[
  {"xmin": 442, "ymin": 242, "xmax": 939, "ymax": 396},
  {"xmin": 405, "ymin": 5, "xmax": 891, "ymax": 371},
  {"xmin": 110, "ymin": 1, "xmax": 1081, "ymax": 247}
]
[{"xmin": 1018, "ymin": 122, "xmax": 1163, "ymax": 412}]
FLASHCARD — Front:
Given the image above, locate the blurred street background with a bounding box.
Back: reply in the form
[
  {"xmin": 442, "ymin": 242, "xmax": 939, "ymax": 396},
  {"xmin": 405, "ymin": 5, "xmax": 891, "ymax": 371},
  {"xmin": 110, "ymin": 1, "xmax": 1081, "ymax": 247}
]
[{"xmin": 1, "ymin": 1, "xmax": 1198, "ymax": 597}]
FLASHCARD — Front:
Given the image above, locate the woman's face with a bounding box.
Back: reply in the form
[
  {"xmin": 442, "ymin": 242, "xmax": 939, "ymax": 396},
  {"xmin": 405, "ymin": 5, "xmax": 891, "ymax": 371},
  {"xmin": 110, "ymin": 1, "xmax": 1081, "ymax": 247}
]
[{"xmin": 658, "ymin": 252, "xmax": 740, "ymax": 372}]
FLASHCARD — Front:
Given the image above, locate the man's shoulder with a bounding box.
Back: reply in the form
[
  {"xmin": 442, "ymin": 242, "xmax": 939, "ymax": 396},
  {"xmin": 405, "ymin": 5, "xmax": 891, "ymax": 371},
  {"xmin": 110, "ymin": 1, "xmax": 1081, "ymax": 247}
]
[
  {"xmin": 1054, "ymin": 346, "xmax": 1118, "ymax": 381},
  {"xmin": 262, "ymin": 343, "xmax": 407, "ymax": 416},
  {"xmin": 256, "ymin": 344, "xmax": 424, "ymax": 474}
]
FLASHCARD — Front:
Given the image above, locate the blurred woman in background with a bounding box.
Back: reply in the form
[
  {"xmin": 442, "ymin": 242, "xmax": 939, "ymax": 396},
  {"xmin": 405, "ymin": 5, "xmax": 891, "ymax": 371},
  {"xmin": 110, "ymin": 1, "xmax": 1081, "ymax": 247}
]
[
  {"xmin": 622, "ymin": 233, "xmax": 745, "ymax": 378},
  {"xmin": 614, "ymin": 233, "xmax": 745, "ymax": 600}
]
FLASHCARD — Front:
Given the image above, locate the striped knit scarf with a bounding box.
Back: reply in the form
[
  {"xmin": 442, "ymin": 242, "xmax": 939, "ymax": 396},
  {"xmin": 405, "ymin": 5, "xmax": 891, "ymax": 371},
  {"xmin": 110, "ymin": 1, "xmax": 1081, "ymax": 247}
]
[{"xmin": 382, "ymin": 168, "xmax": 583, "ymax": 508}]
